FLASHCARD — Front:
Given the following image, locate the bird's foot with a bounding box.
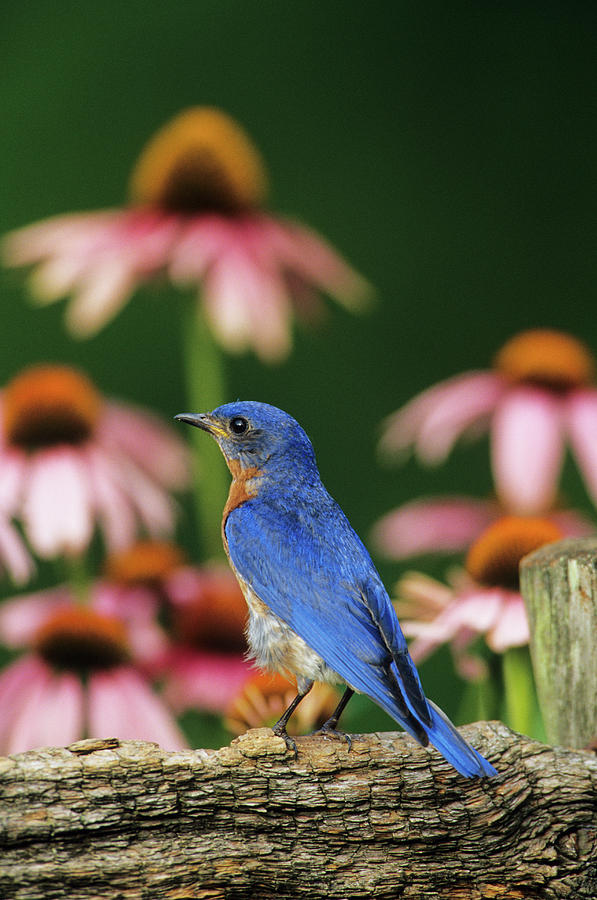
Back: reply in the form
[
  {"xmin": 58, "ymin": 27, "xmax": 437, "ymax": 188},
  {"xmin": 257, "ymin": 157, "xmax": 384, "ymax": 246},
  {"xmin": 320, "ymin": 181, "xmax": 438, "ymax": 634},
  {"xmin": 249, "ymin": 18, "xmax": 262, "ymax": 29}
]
[
  {"xmin": 271, "ymin": 722, "xmax": 298, "ymax": 758},
  {"xmin": 312, "ymin": 720, "xmax": 353, "ymax": 751}
]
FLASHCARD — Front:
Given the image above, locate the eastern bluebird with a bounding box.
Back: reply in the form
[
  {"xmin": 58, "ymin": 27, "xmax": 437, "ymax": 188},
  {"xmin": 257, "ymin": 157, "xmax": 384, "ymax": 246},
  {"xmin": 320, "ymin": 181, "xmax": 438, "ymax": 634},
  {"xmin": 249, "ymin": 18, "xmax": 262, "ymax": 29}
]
[{"xmin": 176, "ymin": 401, "xmax": 497, "ymax": 778}]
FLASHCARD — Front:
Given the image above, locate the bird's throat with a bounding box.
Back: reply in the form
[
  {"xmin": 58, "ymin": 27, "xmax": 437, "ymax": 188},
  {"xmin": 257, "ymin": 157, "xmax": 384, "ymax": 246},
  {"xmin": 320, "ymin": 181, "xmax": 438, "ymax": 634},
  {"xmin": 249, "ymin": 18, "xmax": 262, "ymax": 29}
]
[{"xmin": 223, "ymin": 459, "xmax": 263, "ymax": 520}]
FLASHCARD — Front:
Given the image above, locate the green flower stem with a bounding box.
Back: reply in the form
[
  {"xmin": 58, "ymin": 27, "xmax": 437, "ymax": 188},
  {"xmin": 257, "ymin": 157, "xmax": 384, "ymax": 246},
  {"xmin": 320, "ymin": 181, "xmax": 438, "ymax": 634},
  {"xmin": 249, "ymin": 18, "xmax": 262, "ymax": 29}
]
[
  {"xmin": 182, "ymin": 299, "xmax": 229, "ymax": 561},
  {"xmin": 458, "ymin": 675, "xmax": 499, "ymax": 724},
  {"xmin": 63, "ymin": 553, "xmax": 91, "ymax": 606},
  {"xmin": 502, "ymin": 646, "xmax": 540, "ymax": 738}
]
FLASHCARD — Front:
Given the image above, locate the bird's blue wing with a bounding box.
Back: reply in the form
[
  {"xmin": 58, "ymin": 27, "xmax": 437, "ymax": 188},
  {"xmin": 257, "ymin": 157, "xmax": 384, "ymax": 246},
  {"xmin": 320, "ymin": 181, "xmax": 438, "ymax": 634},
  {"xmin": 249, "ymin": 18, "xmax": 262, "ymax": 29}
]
[
  {"xmin": 225, "ymin": 495, "xmax": 420, "ymax": 704},
  {"xmin": 225, "ymin": 495, "xmax": 497, "ymax": 779}
]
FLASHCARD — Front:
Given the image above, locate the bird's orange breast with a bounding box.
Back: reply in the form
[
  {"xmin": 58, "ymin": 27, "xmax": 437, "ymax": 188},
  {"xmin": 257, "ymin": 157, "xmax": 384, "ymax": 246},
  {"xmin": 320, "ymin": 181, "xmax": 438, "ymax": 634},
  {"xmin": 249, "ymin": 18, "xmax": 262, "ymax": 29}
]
[{"xmin": 221, "ymin": 459, "xmax": 262, "ymax": 550}]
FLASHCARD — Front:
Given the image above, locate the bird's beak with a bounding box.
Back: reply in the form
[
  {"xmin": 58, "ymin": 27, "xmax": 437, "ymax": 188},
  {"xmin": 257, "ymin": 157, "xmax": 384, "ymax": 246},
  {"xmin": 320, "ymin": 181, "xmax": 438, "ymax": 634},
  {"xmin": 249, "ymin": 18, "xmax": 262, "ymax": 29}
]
[{"xmin": 174, "ymin": 413, "xmax": 227, "ymax": 438}]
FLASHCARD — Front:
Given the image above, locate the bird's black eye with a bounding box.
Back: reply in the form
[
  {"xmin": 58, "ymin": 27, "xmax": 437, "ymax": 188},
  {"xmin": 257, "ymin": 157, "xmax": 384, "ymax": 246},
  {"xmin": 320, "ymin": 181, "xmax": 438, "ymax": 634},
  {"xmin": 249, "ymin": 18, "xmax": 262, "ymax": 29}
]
[{"xmin": 229, "ymin": 416, "xmax": 249, "ymax": 435}]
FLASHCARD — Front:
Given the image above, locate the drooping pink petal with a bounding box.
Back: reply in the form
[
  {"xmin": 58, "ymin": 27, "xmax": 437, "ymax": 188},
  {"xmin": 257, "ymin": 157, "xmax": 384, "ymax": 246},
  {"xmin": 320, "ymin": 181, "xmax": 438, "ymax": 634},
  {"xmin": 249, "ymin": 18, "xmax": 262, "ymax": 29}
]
[
  {"xmin": 1, "ymin": 212, "xmax": 119, "ymax": 267},
  {"xmin": 163, "ymin": 565, "xmax": 206, "ymax": 606},
  {"xmin": 172, "ymin": 214, "xmax": 367, "ymax": 359},
  {"xmin": 3, "ymin": 660, "xmax": 83, "ymax": 754},
  {"xmin": 65, "ymin": 257, "xmax": 139, "ymax": 337},
  {"xmin": 262, "ymin": 217, "xmax": 372, "ymax": 309},
  {"xmin": 21, "ymin": 448, "xmax": 93, "ymax": 558},
  {"xmin": 486, "ymin": 593, "xmax": 529, "ymax": 652},
  {"xmin": 565, "ymin": 389, "xmax": 597, "ymax": 506},
  {"xmin": 0, "ymin": 449, "xmax": 26, "ymax": 514},
  {"xmin": 100, "ymin": 402, "xmax": 190, "ymax": 490},
  {"xmin": 119, "ymin": 210, "xmax": 180, "ymax": 275},
  {"xmin": 549, "ymin": 508, "xmax": 595, "ymax": 537},
  {"xmin": 373, "ymin": 496, "xmax": 499, "ymax": 558},
  {"xmin": 446, "ymin": 588, "xmax": 508, "ymax": 633},
  {"xmin": 196, "ymin": 218, "xmax": 293, "ymax": 360},
  {"xmin": 87, "ymin": 667, "xmax": 187, "ymax": 749},
  {"xmin": 0, "ymin": 656, "xmax": 47, "ymax": 750},
  {"xmin": 5, "ymin": 202, "xmax": 369, "ymax": 356},
  {"xmin": 203, "ymin": 247, "xmax": 290, "ymax": 361},
  {"xmin": 379, "ymin": 371, "xmax": 503, "ymax": 463},
  {"xmin": 492, "ymin": 386, "xmax": 564, "ymax": 514},
  {"xmin": 92, "ymin": 583, "xmax": 169, "ymax": 667},
  {"xmin": 83, "ymin": 446, "xmax": 139, "ymax": 550},
  {"xmin": 104, "ymin": 452, "xmax": 176, "ymax": 537},
  {"xmin": 202, "ymin": 256, "xmax": 266, "ymax": 355},
  {"xmin": 450, "ymin": 628, "xmax": 489, "ymax": 681},
  {"xmin": 282, "ymin": 274, "xmax": 322, "ymax": 324},
  {"xmin": 7, "ymin": 211, "xmax": 179, "ymax": 332},
  {"xmin": 28, "ymin": 253, "xmax": 101, "ymax": 304},
  {"xmin": 405, "ymin": 588, "xmax": 503, "ymax": 663},
  {"xmin": 209, "ymin": 243, "xmax": 291, "ymax": 362},
  {"xmin": 14, "ymin": 671, "xmax": 83, "ymax": 752},
  {"xmin": 239, "ymin": 269, "xmax": 292, "ymax": 362},
  {"xmin": 394, "ymin": 571, "xmax": 454, "ymax": 619},
  {"xmin": 168, "ymin": 214, "xmax": 230, "ymax": 282},
  {"xmin": 0, "ymin": 588, "xmax": 71, "ymax": 646},
  {"xmin": 0, "ymin": 516, "xmax": 34, "ymax": 584},
  {"xmin": 162, "ymin": 649, "xmax": 252, "ymax": 714},
  {"xmin": 416, "ymin": 374, "xmax": 505, "ymax": 464}
]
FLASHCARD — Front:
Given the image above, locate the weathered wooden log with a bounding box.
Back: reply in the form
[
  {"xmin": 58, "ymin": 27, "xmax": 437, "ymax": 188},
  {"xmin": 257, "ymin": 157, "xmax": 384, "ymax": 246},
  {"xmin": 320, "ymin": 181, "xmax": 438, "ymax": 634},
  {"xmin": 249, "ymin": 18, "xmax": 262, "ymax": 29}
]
[
  {"xmin": 520, "ymin": 536, "xmax": 597, "ymax": 749},
  {"xmin": 1, "ymin": 722, "xmax": 596, "ymax": 899}
]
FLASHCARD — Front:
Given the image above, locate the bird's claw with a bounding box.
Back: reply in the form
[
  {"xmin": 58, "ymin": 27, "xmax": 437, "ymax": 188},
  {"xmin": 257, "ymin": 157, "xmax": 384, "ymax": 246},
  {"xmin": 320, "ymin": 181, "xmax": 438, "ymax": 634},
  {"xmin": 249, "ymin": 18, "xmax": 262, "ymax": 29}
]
[
  {"xmin": 271, "ymin": 723, "xmax": 298, "ymax": 758},
  {"xmin": 312, "ymin": 721, "xmax": 353, "ymax": 751}
]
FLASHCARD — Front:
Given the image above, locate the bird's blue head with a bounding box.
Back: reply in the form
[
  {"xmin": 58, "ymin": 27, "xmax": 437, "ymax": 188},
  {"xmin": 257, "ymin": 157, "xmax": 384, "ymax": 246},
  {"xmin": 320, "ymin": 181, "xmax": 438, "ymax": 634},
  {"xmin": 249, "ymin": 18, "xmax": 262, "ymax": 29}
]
[{"xmin": 175, "ymin": 401, "xmax": 319, "ymax": 480}]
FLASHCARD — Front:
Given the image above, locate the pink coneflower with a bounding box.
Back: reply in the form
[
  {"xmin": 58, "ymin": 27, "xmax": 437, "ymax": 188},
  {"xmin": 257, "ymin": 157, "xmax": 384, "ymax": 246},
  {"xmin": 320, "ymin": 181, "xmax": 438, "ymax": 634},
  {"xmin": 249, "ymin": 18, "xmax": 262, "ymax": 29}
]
[
  {"xmin": 0, "ymin": 584, "xmax": 187, "ymax": 754},
  {"xmin": 381, "ymin": 329, "xmax": 597, "ymax": 514},
  {"xmin": 105, "ymin": 542, "xmax": 252, "ymax": 713},
  {"xmin": 225, "ymin": 671, "xmax": 339, "ymax": 737},
  {"xmin": 373, "ymin": 494, "xmax": 593, "ymax": 560},
  {"xmin": 396, "ymin": 516, "xmax": 563, "ymax": 679},
  {"xmin": 3, "ymin": 107, "xmax": 370, "ymax": 362},
  {"xmin": 0, "ymin": 364, "xmax": 189, "ymax": 559}
]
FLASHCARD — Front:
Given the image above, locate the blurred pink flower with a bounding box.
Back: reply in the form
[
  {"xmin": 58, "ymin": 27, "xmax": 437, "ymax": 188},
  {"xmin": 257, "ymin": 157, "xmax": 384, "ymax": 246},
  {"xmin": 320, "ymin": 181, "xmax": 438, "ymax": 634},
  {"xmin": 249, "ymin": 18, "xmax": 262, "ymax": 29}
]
[
  {"xmin": 105, "ymin": 543, "xmax": 252, "ymax": 713},
  {"xmin": 395, "ymin": 516, "xmax": 563, "ymax": 680},
  {"xmin": 3, "ymin": 107, "xmax": 370, "ymax": 362},
  {"xmin": 373, "ymin": 494, "xmax": 594, "ymax": 559},
  {"xmin": 0, "ymin": 364, "xmax": 189, "ymax": 560},
  {"xmin": 160, "ymin": 564, "xmax": 253, "ymax": 713},
  {"xmin": 0, "ymin": 582, "xmax": 186, "ymax": 754},
  {"xmin": 380, "ymin": 329, "xmax": 597, "ymax": 514}
]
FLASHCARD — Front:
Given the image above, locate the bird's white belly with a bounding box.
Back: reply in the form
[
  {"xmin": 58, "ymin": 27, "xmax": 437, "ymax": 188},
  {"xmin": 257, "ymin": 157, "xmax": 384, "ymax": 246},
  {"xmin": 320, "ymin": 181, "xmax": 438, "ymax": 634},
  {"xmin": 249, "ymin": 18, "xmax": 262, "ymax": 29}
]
[{"xmin": 237, "ymin": 574, "xmax": 341, "ymax": 691}]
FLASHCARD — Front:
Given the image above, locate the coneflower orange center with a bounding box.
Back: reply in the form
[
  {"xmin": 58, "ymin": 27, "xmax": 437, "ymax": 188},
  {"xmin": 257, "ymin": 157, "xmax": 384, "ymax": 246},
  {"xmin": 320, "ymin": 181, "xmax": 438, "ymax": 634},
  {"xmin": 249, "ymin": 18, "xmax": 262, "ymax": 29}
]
[
  {"xmin": 226, "ymin": 672, "xmax": 298, "ymax": 731},
  {"xmin": 173, "ymin": 573, "xmax": 247, "ymax": 654},
  {"xmin": 35, "ymin": 607, "xmax": 130, "ymax": 672},
  {"xmin": 225, "ymin": 672, "xmax": 338, "ymax": 735},
  {"xmin": 3, "ymin": 365, "xmax": 102, "ymax": 450},
  {"xmin": 466, "ymin": 516, "xmax": 562, "ymax": 589},
  {"xmin": 129, "ymin": 107, "xmax": 268, "ymax": 215},
  {"xmin": 105, "ymin": 541, "xmax": 186, "ymax": 586},
  {"xmin": 494, "ymin": 329, "xmax": 595, "ymax": 392}
]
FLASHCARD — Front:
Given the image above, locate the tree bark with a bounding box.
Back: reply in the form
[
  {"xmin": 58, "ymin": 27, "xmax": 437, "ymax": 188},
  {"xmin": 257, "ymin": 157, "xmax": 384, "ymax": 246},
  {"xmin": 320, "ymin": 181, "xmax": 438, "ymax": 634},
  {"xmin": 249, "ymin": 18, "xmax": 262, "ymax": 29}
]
[{"xmin": 1, "ymin": 723, "xmax": 596, "ymax": 899}]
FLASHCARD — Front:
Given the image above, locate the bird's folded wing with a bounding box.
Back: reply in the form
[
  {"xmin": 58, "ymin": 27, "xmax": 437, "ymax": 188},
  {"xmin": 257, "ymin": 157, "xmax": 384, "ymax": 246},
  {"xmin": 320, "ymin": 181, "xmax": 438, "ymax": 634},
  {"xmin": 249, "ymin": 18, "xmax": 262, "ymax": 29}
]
[{"xmin": 225, "ymin": 500, "xmax": 429, "ymax": 723}]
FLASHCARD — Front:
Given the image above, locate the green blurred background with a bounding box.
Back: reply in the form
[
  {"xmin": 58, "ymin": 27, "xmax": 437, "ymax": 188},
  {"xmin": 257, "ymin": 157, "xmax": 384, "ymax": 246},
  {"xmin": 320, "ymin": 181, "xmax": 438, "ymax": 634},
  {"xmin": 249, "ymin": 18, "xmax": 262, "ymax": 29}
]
[{"xmin": 1, "ymin": 0, "xmax": 597, "ymax": 734}]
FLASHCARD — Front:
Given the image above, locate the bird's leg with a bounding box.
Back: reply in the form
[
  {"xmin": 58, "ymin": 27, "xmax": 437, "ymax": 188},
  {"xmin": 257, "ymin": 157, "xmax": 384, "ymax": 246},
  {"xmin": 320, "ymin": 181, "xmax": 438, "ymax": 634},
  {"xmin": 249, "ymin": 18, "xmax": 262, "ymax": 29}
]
[
  {"xmin": 271, "ymin": 681, "xmax": 313, "ymax": 756},
  {"xmin": 313, "ymin": 686, "xmax": 355, "ymax": 749}
]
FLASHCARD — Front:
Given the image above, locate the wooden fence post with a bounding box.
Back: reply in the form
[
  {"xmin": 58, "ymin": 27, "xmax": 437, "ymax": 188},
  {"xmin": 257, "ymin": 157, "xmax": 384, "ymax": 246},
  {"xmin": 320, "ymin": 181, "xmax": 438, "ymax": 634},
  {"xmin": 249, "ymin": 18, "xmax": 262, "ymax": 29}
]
[{"xmin": 520, "ymin": 536, "xmax": 597, "ymax": 749}]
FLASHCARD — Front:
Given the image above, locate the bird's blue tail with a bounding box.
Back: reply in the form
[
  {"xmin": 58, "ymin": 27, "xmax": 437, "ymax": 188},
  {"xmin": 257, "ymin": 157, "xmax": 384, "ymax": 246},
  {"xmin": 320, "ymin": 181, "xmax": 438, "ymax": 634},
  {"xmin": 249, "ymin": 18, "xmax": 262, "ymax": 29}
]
[
  {"xmin": 423, "ymin": 700, "xmax": 498, "ymax": 778},
  {"xmin": 381, "ymin": 662, "xmax": 498, "ymax": 778}
]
